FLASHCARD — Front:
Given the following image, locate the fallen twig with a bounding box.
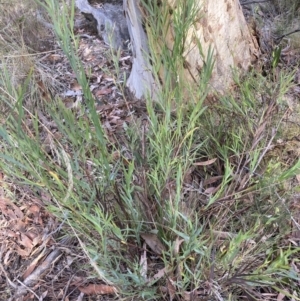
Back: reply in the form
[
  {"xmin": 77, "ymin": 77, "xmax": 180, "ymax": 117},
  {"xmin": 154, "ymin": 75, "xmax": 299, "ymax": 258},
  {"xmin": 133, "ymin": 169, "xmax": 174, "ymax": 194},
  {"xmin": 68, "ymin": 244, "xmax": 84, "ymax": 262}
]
[
  {"xmin": 275, "ymin": 29, "xmax": 300, "ymax": 42},
  {"xmin": 241, "ymin": 0, "xmax": 272, "ymax": 5},
  {"xmin": 13, "ymin": 248, "xmax": 62, "ymax": 299}
]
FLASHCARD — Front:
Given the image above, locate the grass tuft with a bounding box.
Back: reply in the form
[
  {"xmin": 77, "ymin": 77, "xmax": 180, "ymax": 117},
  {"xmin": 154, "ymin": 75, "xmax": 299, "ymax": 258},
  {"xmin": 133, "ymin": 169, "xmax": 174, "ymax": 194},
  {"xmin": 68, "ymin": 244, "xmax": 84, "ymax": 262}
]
[{"xmin": 0, "ymin": 0, "xmax": 300, "ymax": 300}]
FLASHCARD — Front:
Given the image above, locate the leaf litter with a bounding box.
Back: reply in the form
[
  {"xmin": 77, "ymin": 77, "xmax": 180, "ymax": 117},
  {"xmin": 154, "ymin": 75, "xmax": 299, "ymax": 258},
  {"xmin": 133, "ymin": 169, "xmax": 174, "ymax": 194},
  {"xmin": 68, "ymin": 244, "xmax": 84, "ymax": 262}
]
[
  {"xmin": 1, "ymin": 0, "xmax": 300, "ymax": 300},
  {"xmin": 0, "ymin": 1, "xmax": 134, "ymax": 299}
]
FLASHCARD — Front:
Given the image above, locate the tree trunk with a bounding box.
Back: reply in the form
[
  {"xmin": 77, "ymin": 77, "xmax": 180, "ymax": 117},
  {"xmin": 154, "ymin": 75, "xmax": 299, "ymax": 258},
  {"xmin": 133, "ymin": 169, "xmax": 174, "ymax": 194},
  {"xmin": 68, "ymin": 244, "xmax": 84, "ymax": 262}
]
[
  {"xmin": 123, "ymin": 0, "xmax": 158, "ymax": 100},
  {"xmin": 124, "ymin": 0, "xmax": 260, "ymax": 99}
]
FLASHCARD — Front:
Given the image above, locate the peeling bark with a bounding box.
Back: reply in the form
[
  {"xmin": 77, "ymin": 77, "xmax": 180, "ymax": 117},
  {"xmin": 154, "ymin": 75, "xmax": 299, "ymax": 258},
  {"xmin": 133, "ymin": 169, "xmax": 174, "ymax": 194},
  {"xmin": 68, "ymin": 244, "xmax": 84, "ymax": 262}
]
[
  {"xmin": 76, "ymin": 0, "xmax": 129, "ymax": 49},
  {"xmin": 180, "ymin": 0, "xmax": 260, "ymax": 92},
  {"xmin": 124, "ymin": 0, "xmax": 259, "ymax": 99},
  {"xmin": 123, "ymin": 0, "xmax": 158, "ymax": 100},
  {"xmin": 77, "ymin": 0, "xmax": 259, "ymax": 99}
]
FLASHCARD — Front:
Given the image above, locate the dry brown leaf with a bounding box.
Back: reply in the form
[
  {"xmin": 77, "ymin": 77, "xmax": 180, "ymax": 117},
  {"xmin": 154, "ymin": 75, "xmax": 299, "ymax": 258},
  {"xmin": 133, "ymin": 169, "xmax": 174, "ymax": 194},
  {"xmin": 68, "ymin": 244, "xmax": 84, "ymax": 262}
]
[
  {"xmin": 159, "ymin": 286, "xmax": 168, "ymax": 293},
  {"xmin": 16, "ymin": 246, "xmax": 31, "ymax": 257},
  {"xmin": 104, "ymin": 121, "xmax": 113, "ymax": 131},
  {"xmin": 5, "ymin": 229, "xmax": 17, "ymax": 238},
  {"xmin": 78, "ymin": 284, "xmax": 117, "ymax": 295},
  {"xmin": 62, "ymin": 90, "xmax": 83, "ymax": 97},
  {"xmin": 26, "ymin": 230, "xmax": 39, "ymax": 241},
  {"xmin": 0, "ymin": 197, "xmax": 24, "ymax": 219},
  {"xmin": 140, "ymin": 242, "xmax": 148, "ymax": 280},
  {"xmin": 6, "ymin": 208, "xmax": 17, "ymax": 219},
  {"xmin": 204, "ymin": 187, "xmax": 217, "ymax": 194},
  {"xmin": 71, "ymin": 82, "xmax": 82, "ymax": 91},
  {"xmin": 173, "ymin": 238, "xmax": 184, "ymax": 281},
  {"xmin": 28, "ymin": 204, "xmax": 43, "ymax": 226},
  {"xmin": 167, "ymin": 277, "xmax": 176, "ymax": 300},
  {"xmin": 102, "ymin": 75, "xmax": 114, "ymax": 82},
  {"xmin": 141, "ymin": 233, "xmax": 165, "ymax": 255},
  {"xmin": 70, "ymin": 276, "xmax": 85, "ymax": 287},
  {"xmin": 15, "ymin": 220, "xmax": 26, "ymax": 232},
  {"xmin": 203, "ymin": 176, "xmax": 223, "ymax": 186},
  {"xmin": 82, "ymin": 47, "xmax": 92, "ymax": 58},
  {"xmin": 4, "ymin": 249, "xmax": 13, "ymax": 265},
  {"xmin": 19, "ymin": 233, "xmax": 34, "ymax": 249},
  {"xmin": 22, "ymin": 261, "xmax": 38, "ymax": 280},
  {"xmin": 212, "ymin": 230, "xmax": 236, "ymax": 239},
  {"xmin": 95, "ymin": 88, "xmax": 112, "ymax": 96},
  {"xmin": 109, "ymin": 116, "xmax": 121, "ymax": 124},
  {"xmin": 16, "ymin": 232, "xmax": 36, "ymax": 257},
  {"xmin": 22, "ymin": 247, "xmax": 48, "ymax": 279},
  {"xmin": 194, "ymin": 158, "xmax": 217, "ymax": 166},
  {"xmin": 48, "ymin": 54, "xmax": 62, "ymax": 63},
  {"xmin": 28, "ymin": 205, "xmax": 40, "ymax": 217},
  {"xmin": 40, "ymin": 290, "xmax": 48, "ymax": 299},
  {"xmin": 37, "ymin": 80, "xmax": 52, "ymax": 102},
  {"xmin": 76, "ymin": 292, "xmax": 84, "ymax": 301},
  {"xmin": 173, "ymin": 237, "xmax": 184, "ymax": 256},
  {"xmin": 183, "ymin": 290, "xmax": 202, "ymax": 301},
  {"xmin": 14, "ymin": 248, "xmax": 63, "ymax": 299},
  {"xmin": 148, "ymin": 267, "xmax": 167, "ymax": 283},
  {"xmin": 119, "ymin": 55, "xmax": 131, "ymax": 61},
  {"xmin": 111, "ymin": 150, "xmax": 121, "ymax": 161},
  {"xmin": 277, "ymin": 291, "xmax": 288, "ymax": 301},
  {"xmin": 183, "ymin": 291, "xmax": 191, "ymax": 301}
]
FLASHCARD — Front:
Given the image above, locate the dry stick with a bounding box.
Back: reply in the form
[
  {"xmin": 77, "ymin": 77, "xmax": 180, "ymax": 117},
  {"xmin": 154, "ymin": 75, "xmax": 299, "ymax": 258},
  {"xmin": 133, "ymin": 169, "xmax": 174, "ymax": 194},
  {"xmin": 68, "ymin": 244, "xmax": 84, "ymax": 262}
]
[
  {"xmin": 276, "ymin": 29, "xmax": 300, "ymax": 42},
  {"xmin": 13, "ymin": 248, "xmax": 63, "ymax": 299},
  {"xmin": 15, "ymin": 280, "xmax": 40, "ymax": 300},
  {"xmin": 0, "ymin": 263, "xmax": 17, "ymax": 290},
  {"xmin": 61, "ymin": 275, "xmax": 74, "ymax": 301},
  {"xmin": 241, "ymin": 0, "xmax": 272, "ymax": 5}
]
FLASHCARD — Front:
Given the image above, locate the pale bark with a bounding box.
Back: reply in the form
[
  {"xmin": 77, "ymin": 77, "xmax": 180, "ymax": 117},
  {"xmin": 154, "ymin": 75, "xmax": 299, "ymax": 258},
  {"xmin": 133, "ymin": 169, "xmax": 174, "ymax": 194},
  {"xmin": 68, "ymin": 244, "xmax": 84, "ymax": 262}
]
[
  {"xmin": 179, "ymin": 0, "xmax": 260, "ymax": 92},
  {"xmin": 123, "ymin": 0, "xmax": 159, "ymax": 100},
  {"xmin": 77, "ymin": 0, "xmax": 260, "ymax": 99},
  {"xmin": 124, "ymin": 0, "xmax": 260, "ymax": 99},
  {"xmin": 76, "ymin": 0, "xmax": 129, "ymax": 49},
  {"xmin": 76, "ymin": 0, "xmax": 159, "ymax": 99}
]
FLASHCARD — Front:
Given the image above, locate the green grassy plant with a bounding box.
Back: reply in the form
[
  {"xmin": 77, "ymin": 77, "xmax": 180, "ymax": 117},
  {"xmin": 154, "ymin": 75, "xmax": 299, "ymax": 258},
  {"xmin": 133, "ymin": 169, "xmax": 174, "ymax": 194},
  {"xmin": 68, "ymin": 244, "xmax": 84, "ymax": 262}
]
[{"xmin": 0, "ymin": 0, "xmax": 300, "ymax": 300}]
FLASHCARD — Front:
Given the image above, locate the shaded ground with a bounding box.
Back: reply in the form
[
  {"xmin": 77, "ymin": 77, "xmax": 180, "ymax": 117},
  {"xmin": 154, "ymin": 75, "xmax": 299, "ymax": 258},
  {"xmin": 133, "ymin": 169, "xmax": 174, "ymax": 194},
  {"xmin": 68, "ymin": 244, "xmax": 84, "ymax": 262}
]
[
  {"xmin": 0, "ymin": 1, "xmax": 300, "ymax": 300},
  {"xmin": 0, "ymin": 4, "xmax": 135, "ymax": 300}
]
